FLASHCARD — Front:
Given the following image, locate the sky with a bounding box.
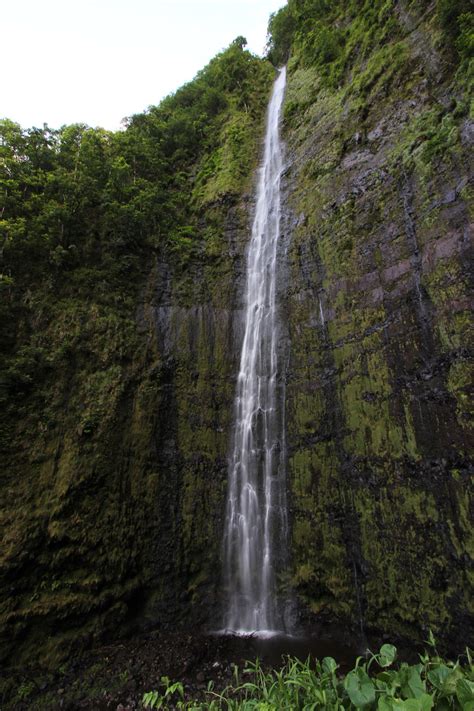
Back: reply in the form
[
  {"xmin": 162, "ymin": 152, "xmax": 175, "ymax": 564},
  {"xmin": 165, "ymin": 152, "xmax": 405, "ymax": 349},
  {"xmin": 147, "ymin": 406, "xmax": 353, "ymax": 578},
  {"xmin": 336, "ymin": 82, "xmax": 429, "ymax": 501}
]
[{"xmin": 2, "ymin": 0, "xmax": 287, "ymax": 131}]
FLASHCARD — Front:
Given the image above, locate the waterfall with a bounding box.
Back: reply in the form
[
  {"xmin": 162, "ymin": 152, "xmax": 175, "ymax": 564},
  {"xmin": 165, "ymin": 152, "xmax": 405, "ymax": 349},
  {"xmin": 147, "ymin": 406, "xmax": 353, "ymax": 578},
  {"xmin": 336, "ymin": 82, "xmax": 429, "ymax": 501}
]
[{"xmin": 222, "ymin": 67, "xmax": 287, "ymax": 635}]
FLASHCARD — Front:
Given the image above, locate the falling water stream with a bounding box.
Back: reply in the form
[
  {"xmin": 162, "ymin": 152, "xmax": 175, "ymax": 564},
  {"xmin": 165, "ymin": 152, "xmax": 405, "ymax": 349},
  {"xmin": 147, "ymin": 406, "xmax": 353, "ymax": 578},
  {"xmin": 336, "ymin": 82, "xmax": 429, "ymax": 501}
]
[{"xmin": 222, "ymin": 67, "xmax": 288, "ymax": 635}]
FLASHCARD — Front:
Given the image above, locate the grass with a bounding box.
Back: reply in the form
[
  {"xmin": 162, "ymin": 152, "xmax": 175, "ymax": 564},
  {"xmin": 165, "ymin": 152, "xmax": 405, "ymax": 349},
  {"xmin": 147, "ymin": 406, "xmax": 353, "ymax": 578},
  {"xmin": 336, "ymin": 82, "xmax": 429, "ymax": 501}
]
[{"xmin": 143, "ymin": 639, "xmax": 474, "ymax": 710}]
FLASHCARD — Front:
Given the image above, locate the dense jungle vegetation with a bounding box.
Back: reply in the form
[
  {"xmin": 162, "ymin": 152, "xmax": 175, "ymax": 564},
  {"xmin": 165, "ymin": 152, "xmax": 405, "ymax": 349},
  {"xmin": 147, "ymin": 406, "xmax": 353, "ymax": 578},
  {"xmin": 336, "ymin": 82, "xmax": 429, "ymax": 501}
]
[
  {"xmin": 0, "ymin": 38, "xmax": 272, "ymax": 312},
  {"xmin": 0, "ymin": 37, "xmax": 273, "ymax": 449},
  {"xmin": 267, "ymin": 0, "xmax": 473, "ymax": 75}
]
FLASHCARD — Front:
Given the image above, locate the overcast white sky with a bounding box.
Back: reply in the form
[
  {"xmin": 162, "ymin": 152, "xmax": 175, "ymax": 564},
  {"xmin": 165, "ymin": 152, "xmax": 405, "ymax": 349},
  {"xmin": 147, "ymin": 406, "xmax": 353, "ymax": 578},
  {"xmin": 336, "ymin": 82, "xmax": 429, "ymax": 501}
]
[{"xmin": 1, "ymin": 0, "xmax": 287, "ymax": 131}]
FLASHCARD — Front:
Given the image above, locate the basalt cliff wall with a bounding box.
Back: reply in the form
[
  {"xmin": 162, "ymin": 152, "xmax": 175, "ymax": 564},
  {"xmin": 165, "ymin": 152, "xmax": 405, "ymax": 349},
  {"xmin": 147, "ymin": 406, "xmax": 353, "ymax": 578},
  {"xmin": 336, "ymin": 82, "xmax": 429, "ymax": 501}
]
[
  {"xmin": 0, "ymin": 2, "xmax": 472, "ymax": 667},
  {"xmin": 280, "ymin": 5, "xmax": 473, "ymax": 648}
]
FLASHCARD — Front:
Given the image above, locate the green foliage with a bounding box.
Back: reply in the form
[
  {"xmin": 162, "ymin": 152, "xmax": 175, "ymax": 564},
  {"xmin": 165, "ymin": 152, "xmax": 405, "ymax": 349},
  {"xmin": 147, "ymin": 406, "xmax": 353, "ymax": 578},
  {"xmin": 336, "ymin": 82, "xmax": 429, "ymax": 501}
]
[
  {"xmin": 0, "ymin": 41, "xmax": 271, "ymax": 300},
  {"xmin": 193, "ymin": 111, "xmax": 256, "ymax": 204},
  {"xmin": 436, "ymin": 0, "xmax": 472, "ymax": 41},
  {"xmin": 143, "ymin": 644, "xmax": 474, "ymax": 710},
  {"xmin": 391, "ymin": 108, "xmax": 461, "ymax": 175},
  {"xmin": 266, "ymin": 6, "xmax": 297, "ymax": 66},
  {"xmin": 345, "ymin": 667, "xmax": 376, "ymax": 707},
  {"xmin": 454, "ymin": 11, "xmax": 474, "ymax": 86},
  {"xmin": 266, "ymin": 0, "xmax": 403, "ymax": 88},
  {"xmin": 300, "ymin": 22, "xmax": 343, "ymax": 69},
  {"xmin": 266, "ymin": 0, "xmax": 472, "ymax": 95},
  {"xmin": 16, "ymin": 681, "xmax": 36, "ymax": 701},
  {"xmin": 436, "ymin": 0, "xmax": 474, "ymax": 86},
  {"xmin": 143, "ymin": 676, "xmax": 185, "ymax": 709},
  {"xmin": 456, "ymin": 13, "xmax": 474, "ymax": 60},
  {"xmin": 0, "ymin": 41, "xmax": 272, "ymax": 443},
  {"xmin": 347, "ymin": 41, "xmax": 410, "ymax": 105}
]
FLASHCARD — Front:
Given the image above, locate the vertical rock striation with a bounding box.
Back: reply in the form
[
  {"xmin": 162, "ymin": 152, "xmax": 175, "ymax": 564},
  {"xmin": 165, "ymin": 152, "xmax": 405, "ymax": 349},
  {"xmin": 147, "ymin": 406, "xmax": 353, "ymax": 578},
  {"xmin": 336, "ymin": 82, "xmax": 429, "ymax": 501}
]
[
  {"xmin": 279, "ymin": 2, "xmax": 473, "ymax": 648},
  {"xmin": 0, "ymin": 3, "xmax": 472, "ymax": 668}
]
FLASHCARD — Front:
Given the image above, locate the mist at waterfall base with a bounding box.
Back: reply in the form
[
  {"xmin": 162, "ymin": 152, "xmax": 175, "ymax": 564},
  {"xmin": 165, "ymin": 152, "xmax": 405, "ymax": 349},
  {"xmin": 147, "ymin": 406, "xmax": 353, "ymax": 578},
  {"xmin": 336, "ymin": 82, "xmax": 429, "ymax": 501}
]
[{"xmin": 212, "ymin": 69, "xmax": 361, "ymax": 665}]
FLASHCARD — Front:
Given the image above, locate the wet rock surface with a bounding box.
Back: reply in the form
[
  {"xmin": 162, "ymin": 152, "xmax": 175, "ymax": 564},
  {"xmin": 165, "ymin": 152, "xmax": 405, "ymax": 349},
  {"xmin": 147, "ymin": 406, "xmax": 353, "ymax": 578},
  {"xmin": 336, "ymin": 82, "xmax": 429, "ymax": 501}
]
[
  {"xmin": 280, "ymin": 10, "xmax": 473, "ymax": 648},
  {"xmin": 0, "ymin": 197, "xmax": 252, "ymax": 670}
]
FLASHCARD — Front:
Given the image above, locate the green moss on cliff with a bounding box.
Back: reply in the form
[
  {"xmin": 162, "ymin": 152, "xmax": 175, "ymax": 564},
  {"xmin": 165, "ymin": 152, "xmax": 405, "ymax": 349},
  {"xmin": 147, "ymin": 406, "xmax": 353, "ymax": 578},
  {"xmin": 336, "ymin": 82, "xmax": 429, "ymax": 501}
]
[
  {"xmin": 0, "ymin": 40, "xmax": 273, "ymax": 667},
  {"xmin": 280, "ymin": 0, "xmax": 473, "ymax": 646},
  {"xmin": 1, "ymin": 0, "xmax": 472, "ymax": 670}
]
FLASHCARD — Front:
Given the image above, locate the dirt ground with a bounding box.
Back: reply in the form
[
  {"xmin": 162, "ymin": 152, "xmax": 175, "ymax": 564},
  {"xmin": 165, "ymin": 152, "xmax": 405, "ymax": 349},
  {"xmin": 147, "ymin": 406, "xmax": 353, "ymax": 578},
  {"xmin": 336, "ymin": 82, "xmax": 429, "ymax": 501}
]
[{"xmin": 1, "ymin": 625, "xmax": 362, "ymax": 709}]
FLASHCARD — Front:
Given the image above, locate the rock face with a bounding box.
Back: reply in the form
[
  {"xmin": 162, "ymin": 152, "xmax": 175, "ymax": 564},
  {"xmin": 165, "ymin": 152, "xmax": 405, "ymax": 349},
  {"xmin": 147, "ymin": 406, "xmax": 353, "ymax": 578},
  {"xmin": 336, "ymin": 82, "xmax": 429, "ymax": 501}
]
[
  {"xmin": 0, "ymin": 197, "xmax": 252, "ymax": 665},
  {"xmin": 0, "ymin": 6, "xmax": 472, "ymax": 667},
  {"xmin": 280, "ymin": 20, "xmax": 473, "ymax": 646},
  {"xmin": 0, "ymin": 46, "xmax": 273, "ymax": 668}
]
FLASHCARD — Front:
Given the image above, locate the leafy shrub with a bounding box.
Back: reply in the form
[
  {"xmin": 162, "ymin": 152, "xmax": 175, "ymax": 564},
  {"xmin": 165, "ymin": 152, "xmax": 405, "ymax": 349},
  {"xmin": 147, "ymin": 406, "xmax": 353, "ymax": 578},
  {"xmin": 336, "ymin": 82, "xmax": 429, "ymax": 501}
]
[
  {"xmin": 266, "ymin": 6, "xmax": 297, "ymax": 66},
  {"xmin": 143, "ymin": 641, "xmax": 474, "ymax": 710},
  {"xmin": 437, "ymin": 0, "xmax": 472, "ymax": 40},
  {"xmin": 455, "ymin": 13, "xmax": 474, "ymax": 63},
  {"xmin": 300, "ymin": 23, "xmax": 343, "ymax": 68}
]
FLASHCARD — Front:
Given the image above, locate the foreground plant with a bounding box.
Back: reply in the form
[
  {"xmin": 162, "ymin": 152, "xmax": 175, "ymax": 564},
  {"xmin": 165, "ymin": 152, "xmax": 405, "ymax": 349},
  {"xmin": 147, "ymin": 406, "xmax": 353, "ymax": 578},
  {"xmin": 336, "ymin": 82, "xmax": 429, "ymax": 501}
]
[{"xmin": 142, "ymin": 639, "xmax": 474, "ymax": 710}]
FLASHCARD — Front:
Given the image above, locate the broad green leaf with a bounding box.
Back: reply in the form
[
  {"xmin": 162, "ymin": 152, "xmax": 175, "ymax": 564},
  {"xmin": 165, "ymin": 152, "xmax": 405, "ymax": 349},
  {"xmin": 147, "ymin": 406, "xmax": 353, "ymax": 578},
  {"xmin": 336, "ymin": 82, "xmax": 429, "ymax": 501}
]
[
  {"xmin": 459, "ymin": 698, "xmax": 474, "ymax": 711},
  {"xmin": 345, "ymin": 668, "xmax": 376, "ymax": 707},
  {"xmin": 427, "ymin": 665, "xmax": 451, "ymax": 690},
  {"xmin": 401, "ymin": 667, "xmax": 426, "ymax": 699},
  {"xmin": 405, "ymin": 697, "xmax": 433, "ymax": 711},
  {"xmin": 378, "ymin": 699, "xmax": 408, "ymax": 710},
  {"xmin": 418, "ymin": 693, "xmax": 434, "ymax": 711},
  {"xmin": 378, "ymin": 697, "xmax": 433, "ymax": 711},
  {"xmin": 323, "ymin": 657, "xmax": 338, "ymax": 674},
  {"xmin": 375, "ymin": 680, "xmax": 391, "ymax": 695},
  {"xmin": 456, "ymin": 678, "xmax": 474, "ymax": 711},
  {"xmin": 379, "ymin": 645, "xmax": 397, "ymax": 667},
  {"xmin": 429, "ymin": 665, "xmax": 463, "ymax": 695},
  {"xmin": 377, "ymin": 671, "xmax": 396, "ymax": 683},
  {"xmin": 400, "ymin": 700, "xmax": 423, "ymax": 710}
]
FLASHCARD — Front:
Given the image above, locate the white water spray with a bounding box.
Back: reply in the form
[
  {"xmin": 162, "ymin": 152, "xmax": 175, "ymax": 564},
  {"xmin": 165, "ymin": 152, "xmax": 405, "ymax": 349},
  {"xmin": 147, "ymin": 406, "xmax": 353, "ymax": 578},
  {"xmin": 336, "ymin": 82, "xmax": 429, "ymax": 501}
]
[{"xmin": 222, "ymin": 68, "xmax": 287, "ymax": 635}]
